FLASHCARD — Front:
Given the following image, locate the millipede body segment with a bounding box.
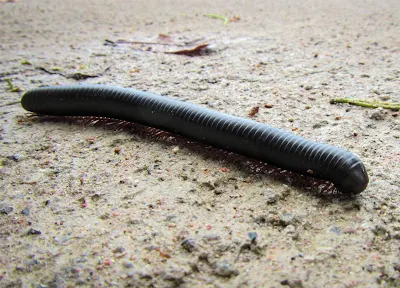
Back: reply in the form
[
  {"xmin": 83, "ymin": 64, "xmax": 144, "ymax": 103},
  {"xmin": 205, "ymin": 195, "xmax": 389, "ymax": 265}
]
[{"xmin": 21, "ymin": 85, "xmax": 369, "ymax": 194}]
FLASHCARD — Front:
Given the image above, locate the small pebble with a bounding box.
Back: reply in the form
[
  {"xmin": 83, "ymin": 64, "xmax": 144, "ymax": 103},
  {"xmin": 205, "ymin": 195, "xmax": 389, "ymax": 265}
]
[
  {"xmin": 27, "ymin": 228, "xmax": 41, "ymax": 235},
  {"xmin": 171, "ymin": 146, "xmax": 180, "ymax": 154},
  {"xmin": 202, "ymin": 234, "xmax": 221, "ymax": 242},
  {"xmin": 278, "ymin": 213, "xmax": 295, "ymax": 227},
  {"xmin": 165, "ymin": 214, "xmax": 176, "ymax": 221},
  {"xmin": 370, "ymin": 108, "xmax": 386, "ymax": 120},
  {"xmin": 313, "ymin": 120, "xmax": 329, "ymax": 129},
  {"xmin": 0, "ymin": 203, "xmax": 13, "ymax": 215},
  {"xmin": 281, "ymin": 279, "xmax": 304, "ymax": 287},
  {"xmin": 283, "ymin": 225, "xmax": 297, "ymax": 237},
  {"xmin": 248, "ymin": 232, "xmax": 257, "ymax": 243},
  {"xmin": 329, "ymin": 226, "xmax": 341, "ymax": 235},
  {"xmin": 343, "ymin": 227, "xmax": 357, "ymax": 234},
  {"xmin": 21, "ymin": 207, "xmax": 30, "ymax": 215},
  {"xmin": 265, "ymin": 194, "xmax": 277, "ymax": 205},
  {"xmin": 25, "ymin": 259, "xmax": 39, "ymax": 267},
  {"xmin": 175, "ymin": 229, "xmax": 190, "ymax": 241},
  {"xmin": 53, "ymin": 235, "xmax": 71, "ymax": 244},
  {"xmin": 122, "ymin": 260, "xmax": 134, "ymax": 268},
  {"xmin": 181, "ymin": 238, "xmax": 196, "ymax": 252},
  {"xmin": 113, "ymin": 247, "xmax": 125, "ymax": 253},
  {"xmin": 7, "ymin": 154, "xmax": 25, "ymax": 162},
  {"xmin": 214, "ymin": 260, "xmax": 238, "ymax": 277},
  {"xmin": 254, "ymin": 215, "xmax": 267, "ymax": 225}
]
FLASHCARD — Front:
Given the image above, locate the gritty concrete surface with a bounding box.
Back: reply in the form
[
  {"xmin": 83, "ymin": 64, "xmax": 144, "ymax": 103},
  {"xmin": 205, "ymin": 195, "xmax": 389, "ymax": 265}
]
[{"xmin": 0, "ymin": 0, "xmax": 399, "ymax": 287}]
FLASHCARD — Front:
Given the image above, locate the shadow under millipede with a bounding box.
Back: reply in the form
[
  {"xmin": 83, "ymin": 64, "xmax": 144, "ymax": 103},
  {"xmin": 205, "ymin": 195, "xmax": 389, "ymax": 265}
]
[{"xmin": 22, "ymin": 114, "xmax": 351, "ymax": 200}]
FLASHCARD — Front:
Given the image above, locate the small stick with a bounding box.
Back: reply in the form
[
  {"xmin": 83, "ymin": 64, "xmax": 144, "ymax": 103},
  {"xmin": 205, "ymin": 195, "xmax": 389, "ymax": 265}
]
[
  {"xmin": 330, "ymin": 98, "xmax": 400, "ymax": 110},
  {"xmin": 204, "ymin": 14, "xmax": 229, "ymax": 25},
  {"xmin": 105, "ymin": 39, "xmax": 187, "ymax": 47}
]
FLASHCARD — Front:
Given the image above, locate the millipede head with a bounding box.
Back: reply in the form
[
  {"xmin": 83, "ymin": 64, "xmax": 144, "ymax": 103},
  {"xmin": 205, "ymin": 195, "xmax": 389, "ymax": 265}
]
[{"xmin": 334, "ymin": 162, "xmax": 369, "ymax": 194}]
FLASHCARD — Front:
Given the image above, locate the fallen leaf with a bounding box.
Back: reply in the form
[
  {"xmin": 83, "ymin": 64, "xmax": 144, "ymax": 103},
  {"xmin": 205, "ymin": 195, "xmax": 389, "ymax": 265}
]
[
  {"xmin": 248, "ymin": 106, "xmax": 259, "ymax": 117},
  {"xmin": 165, "ymin": 43, "xmax": 209, "ymax": 56},
  {"xmin": 156, "ymin": 248, "xmax": 171, "ymax": 259},
  {"xmin": 158, "ymin": 33, "xmax": 172, "ymax": 43},
  {"xmin": 230, "ymin": 16, "xmax": 241, "ymax": 22}
]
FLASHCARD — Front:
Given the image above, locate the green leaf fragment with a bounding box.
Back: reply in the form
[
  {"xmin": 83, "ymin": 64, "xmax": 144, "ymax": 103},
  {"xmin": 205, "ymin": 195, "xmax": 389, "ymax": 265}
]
[
  {"xmin": 205, "ymin": 14, "xmax": 229, "ymax": 25},
  {"xmin": 4, "ymin": 78, "xmax": 22, "ymax": 92},
  {"xmin": 20, "ymin": 59, "xmax": 32, "ymax": 65}
]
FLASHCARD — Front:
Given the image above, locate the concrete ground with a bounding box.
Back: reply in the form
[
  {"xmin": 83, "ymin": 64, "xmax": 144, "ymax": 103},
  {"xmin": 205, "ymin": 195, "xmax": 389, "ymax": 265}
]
[{"xmin": 0, "ymin": 0, "xmax": 399, "ymax": 287}]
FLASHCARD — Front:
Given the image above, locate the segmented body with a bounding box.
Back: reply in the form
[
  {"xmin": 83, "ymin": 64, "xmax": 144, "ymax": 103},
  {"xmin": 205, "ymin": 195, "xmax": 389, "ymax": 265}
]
[{"xmin": 21, "ymin": 85, "xmax": 369, "ymax": 194}]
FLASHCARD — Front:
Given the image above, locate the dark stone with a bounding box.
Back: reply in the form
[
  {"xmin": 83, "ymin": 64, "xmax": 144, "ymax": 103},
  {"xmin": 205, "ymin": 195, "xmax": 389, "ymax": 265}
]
[
  {"xmin": 27, "ymin": 228, "xmax": 41, "ymax": 235},
  {"xmin": 248, "ymin": 232, "xmax": 257, "ymax": 243},
  {"xmin": 21, "ymin": 207, "xmax": 30, "ymax": 215},
  {"xmin": 0, "ymin": 203, "xmax": 13, "ymax": 215},
  {"xmin": 181, "ymin": 238, "xmax": 196, "ymax": 252},
  {"xmin": 214, "ymin": 260, "xmax": 239, "ymax": 277}
]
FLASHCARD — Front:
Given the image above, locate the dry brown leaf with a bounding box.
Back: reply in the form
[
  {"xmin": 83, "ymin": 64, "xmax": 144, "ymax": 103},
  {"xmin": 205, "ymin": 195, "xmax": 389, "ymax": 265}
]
[
  {"xmin": 230, "ymin": 16, "xmax": 241, "ymax": 22},
  {"xmin": 157, "ymin": 33, "xmax": 173, "ymax": 43},
  {"xmin": 249, "ymin": 106, "xmax": 260, "ymax": 117},
  {"xmin": 165, "ymin": 43, "xmax": 209, "ymax": 56}
]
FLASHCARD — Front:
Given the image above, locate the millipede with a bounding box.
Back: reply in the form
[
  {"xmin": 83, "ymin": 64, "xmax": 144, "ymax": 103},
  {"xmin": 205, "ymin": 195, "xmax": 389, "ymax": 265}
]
[{"xmin": 21, "ymin": 85, "xmax": 369, "ymax": 194}]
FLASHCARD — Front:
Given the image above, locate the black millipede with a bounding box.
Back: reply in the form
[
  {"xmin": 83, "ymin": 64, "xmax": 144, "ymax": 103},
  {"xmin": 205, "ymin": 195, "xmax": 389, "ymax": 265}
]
[{"xmin": 20, "ymin": 84, "xmax": 369, "ymax": 194}]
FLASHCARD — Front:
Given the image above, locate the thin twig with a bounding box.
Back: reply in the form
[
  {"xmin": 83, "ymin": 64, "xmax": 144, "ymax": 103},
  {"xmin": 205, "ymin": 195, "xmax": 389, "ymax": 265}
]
[
  {"xmin": 330, "ymin": 98, "xmax": 400, "ymax": 110},
  {"xmin": 204, "ymin": 14, "xmax": 229, "ymax": 25},
  {"xmin": 105, "ymin": 39, "xmax": 187, "ymax": 47},
  {"xmin": 36, "ymin": 65, "xmax": 112, "ymax": 80}
]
